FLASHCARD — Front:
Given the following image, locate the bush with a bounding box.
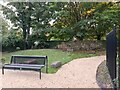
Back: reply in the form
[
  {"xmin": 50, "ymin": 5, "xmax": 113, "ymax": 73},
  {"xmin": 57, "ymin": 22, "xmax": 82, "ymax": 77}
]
[
  {"xmin": 2, "ymin": 36, "xmax": 16, "ymax": 51},
  {"xmin": 15, "ymin": 39, "xmax": 24, "ymax": 50},
  {"xmin": 2, "ymin": 31, "xmax": 23, "ymax": 51},
  {"xmin": 28, "ymin": 32, "xmax": 50, "ymax": 49}
]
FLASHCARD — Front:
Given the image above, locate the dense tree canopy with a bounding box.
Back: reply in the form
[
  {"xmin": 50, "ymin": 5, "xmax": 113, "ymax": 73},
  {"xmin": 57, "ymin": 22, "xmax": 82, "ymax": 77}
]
[
  {"xmin": 0, "ymin": 15, "xmax": 9, "ymax": 36},
  {"xmin": 1, "ymin": 2, "xmax": 120, "ymax": 49}
]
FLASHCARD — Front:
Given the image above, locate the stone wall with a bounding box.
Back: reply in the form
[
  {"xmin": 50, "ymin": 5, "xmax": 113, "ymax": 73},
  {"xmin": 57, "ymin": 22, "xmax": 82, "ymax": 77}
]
[{"xmin": 56, "ymin": 40, "xmax": 106, "ymax": 51}]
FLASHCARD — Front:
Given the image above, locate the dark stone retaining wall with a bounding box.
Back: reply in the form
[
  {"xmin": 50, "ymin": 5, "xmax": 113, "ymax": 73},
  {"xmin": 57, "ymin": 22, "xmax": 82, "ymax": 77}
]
[{"xmin": 56, "ymin": 40, "xmax": 106, "ymax": 51}]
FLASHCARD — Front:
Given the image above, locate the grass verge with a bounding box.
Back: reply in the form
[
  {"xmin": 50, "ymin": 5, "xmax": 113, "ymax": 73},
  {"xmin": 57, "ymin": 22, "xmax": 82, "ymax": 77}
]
[{"xmin": 2, "ymin": 49, "xmax": 97, "ymax": 73}]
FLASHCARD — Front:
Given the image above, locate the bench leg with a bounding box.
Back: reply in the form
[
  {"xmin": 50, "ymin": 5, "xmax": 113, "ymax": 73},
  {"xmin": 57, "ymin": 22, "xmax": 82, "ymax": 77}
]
[
  {"xmin": 20, "ymin": 68, "xmax": 22, "ymax": 71},
  {"xmin": 46, "ymin": 66, "xmax": 48, "ymax": 73},
  {"xmin": 39, "ymin": 69, "xmax": 41, "ymax": 79},
  {"xmin": 2, "ymin": 67, "xmax": 4, "ymax": 75}
]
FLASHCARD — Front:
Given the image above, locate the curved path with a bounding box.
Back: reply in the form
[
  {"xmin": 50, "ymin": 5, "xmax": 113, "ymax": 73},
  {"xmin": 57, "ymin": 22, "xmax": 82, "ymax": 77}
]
[{"xmin": 1, "ymin": 55, "xmax": 105, "ymax": 88}]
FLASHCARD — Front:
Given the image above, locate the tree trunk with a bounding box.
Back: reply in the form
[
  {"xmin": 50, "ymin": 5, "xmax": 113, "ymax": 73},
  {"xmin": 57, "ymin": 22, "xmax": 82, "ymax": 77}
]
[
  {"xmin": 23, "ymin": 27, "xmax": 27, "ymax": 50},
  {"xmin": 97, "ymin": 34, "xmax": 101, "ymax": 40},
  {"xmin": 27, "ymin": 2, "xmax": 32, "ymax": 35},
  {"xmin": 21, "ymin": 8, "xmax": 27, "ymax": 50}
]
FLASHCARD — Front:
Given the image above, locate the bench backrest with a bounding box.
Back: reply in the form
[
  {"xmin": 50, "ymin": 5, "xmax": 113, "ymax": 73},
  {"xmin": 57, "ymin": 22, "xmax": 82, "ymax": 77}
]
[{"xmin": 10, "ymin": 55, "xmax": 48, "ymax": 66}]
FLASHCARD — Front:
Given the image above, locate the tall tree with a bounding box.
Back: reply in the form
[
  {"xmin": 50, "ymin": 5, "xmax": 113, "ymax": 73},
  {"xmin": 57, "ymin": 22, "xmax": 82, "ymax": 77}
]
[
  {"xmin": 2, "ymin": 2, "xmax": 54, "ymax": 48},
  {"xmin": 2, "ymin": 2, "xmax": 33, "ymax": 49},
  {"xmin": 2, "ymin": 2, "xmax": 56, "ymax": 46},
  {"xmin": 0, "ymin": 15, "xmax": 9, "ymax": 36},
  {"xmin": 51, "ymin": 2, "xmax": 98, "ymax": 40}
]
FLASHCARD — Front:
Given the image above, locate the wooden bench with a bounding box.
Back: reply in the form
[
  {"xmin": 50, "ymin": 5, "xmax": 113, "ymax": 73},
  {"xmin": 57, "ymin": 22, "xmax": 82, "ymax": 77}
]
[{"xmin": 2, "ymin": 55, "xmax": 48, "ymax": 79}]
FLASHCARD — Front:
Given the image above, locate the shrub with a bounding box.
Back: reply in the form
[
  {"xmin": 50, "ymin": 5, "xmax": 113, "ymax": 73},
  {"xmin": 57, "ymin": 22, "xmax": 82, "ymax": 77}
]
[
  {"xmin": 2, "ymin": 36, "xmax": 16, "ymax": 51},
  {"xmin": 28, "ymin": 32, "xmax": 50, "ymax": 49},
  {"xmin": 2, "ymin": 30, "xmax": 23, "ymax": 51}
]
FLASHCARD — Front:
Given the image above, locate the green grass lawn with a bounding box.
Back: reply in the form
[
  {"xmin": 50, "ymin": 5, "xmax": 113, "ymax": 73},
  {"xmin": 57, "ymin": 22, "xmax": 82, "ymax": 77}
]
[{"xmin": 2, "ymin": 49, "xmax": 97, "ymax": 73}]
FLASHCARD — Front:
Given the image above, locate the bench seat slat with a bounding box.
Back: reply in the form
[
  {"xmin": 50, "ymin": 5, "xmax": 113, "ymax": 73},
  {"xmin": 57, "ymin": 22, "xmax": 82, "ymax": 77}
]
[
  {"xmin": 5, "ymin": 64, "xmax": 45, "ymax": 67},
  {"xmin": 3, "ymin": 64, "xmax": 44, "ymax": 69}
]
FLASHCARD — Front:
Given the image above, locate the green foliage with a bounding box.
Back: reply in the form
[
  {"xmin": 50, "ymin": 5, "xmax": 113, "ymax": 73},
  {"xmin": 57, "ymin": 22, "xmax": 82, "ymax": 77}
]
[
  {"xmin": 2, "ymin": 36, "xmax": 16, "ymax": 51},
  {"xmin": 1, "ymin": 57, "xmax": 6, "ymax": 64},
  {"xmin": 28, "ymin": 28, "xmax": 50, "ymax": 49},
  {"xmin": 1, "ymin": 2, "xmax": 120, "ymax": 43},
  {"xmin": 0, "ymin": 15, "xmax": 9, "ymax": 36},
  {"xmin": 2, "ymin": 30, "xmax": 23, "ymax": 51}
]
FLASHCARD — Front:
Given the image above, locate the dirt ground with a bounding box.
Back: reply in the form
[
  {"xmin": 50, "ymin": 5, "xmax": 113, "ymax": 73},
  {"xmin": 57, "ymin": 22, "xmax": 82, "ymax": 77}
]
[{"xmin": 0, "ymin": 55, "xmax": 105, "ymax": 88}]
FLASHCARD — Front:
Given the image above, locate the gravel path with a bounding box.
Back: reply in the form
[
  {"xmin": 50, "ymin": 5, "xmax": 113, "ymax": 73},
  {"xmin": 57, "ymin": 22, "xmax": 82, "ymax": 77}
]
[{"xmin": 1, "ymin": 55, "xmax": 105, "ymax": 88}]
